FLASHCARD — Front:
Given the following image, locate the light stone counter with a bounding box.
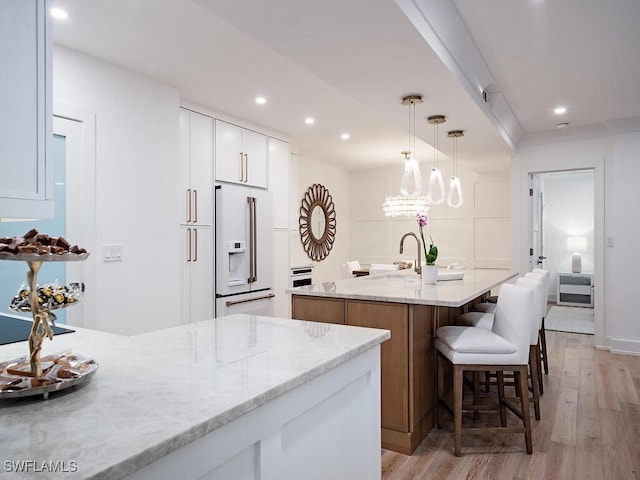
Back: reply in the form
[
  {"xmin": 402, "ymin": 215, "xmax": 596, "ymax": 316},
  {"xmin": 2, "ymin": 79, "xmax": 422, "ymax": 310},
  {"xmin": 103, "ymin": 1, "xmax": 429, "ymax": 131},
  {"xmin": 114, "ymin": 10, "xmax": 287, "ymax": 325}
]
[
  {"xmin": 287, "ymin": 268, "xmax": 517, "ymax": 307},
  {"xmin": 0, "ymin": 314, "xmax": 389, "ymax": 479}
]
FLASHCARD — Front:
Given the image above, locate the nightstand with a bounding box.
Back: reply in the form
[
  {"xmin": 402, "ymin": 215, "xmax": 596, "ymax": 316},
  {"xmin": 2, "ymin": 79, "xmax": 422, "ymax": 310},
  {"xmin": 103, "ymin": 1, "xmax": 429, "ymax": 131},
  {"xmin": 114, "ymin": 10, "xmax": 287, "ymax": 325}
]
[{"xmin": 557, "ymin": 272, "xmax": 593, "ymax": 307}]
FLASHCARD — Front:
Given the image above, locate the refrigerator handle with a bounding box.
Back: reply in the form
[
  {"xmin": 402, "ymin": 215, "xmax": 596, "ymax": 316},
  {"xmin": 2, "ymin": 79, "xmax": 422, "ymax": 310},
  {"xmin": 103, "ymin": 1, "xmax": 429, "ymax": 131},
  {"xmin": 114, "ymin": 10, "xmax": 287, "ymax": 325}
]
[{"xmin": 248, "ymin": 196, "xmax": 257, "ymax": 283}]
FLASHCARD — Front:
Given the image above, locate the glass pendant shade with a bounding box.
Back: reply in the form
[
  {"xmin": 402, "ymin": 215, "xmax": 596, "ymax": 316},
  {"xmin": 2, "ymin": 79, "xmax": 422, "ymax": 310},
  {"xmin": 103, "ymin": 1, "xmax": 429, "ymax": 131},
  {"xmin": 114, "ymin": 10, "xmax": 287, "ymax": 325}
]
[
  {"xmin": 383, "ymin": 152, "xmax": 430, "ymax": 216},
  {"xmin": 427, "ymin": 167, "xmax": 445, "ymax": 205},
  {"xmin": 446, "ymin": 129, "xmax": 465, "ymax": 208},
  {"xmin": 383, "ymin": 95, "xmax": 430, "ymax": 217},
  {"xmin": 447, "ymin": 176, "xmax": 463, "ymax": 208}
]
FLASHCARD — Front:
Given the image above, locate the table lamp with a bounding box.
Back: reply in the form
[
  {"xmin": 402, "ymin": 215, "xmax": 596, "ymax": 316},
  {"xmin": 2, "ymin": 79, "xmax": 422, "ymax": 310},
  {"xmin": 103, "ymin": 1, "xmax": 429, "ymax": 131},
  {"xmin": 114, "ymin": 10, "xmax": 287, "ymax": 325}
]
[{"xmin": 567, "ymin": 236, "xmax": 587, "ymax": 273}]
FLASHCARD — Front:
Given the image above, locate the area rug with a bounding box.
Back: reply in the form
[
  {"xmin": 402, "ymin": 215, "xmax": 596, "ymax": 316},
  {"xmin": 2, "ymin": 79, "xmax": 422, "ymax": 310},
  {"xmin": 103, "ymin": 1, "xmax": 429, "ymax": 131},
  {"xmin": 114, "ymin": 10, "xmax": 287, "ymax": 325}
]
[{"xmin": 545, "ymin": 305, "xmax": 594, "ymax": 334}]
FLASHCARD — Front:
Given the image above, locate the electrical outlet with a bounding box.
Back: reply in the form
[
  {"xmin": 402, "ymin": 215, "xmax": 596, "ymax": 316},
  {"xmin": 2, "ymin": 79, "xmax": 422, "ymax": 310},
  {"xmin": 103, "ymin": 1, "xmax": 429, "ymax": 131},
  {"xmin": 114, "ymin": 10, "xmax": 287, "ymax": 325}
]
[
  {"xmin": 103, "ymin": 244, "xmax": 123, "ymax": 262},
  {"xmin": 606, "ymin": 236, "xmax": 615, "ymax": 248}
]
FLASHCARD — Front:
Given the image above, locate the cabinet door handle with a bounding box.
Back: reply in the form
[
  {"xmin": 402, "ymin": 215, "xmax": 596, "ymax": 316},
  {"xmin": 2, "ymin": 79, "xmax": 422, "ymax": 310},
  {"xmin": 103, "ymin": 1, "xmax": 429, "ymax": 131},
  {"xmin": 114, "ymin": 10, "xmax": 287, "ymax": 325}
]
[
  {"xmin": 240, "ymin": 152, "xmax": 245, "ymax": 182},
  {"xmin": 194, "ymin": 228, "xmax": 198, "ymax": 262},
  {"xmin": 186, "ymin": 189, "xmax": 192, "ymax": 223},
  {"xmin": 244, "ymin": 153, "xmax": 249, "ymax": 183},
  {"xmin": 187, "ymin": 228, "xmax": 192, "ymax": 262},
  {"xmin": 193, "ymin": 189, "xmax": 198, "ymax": 223}
]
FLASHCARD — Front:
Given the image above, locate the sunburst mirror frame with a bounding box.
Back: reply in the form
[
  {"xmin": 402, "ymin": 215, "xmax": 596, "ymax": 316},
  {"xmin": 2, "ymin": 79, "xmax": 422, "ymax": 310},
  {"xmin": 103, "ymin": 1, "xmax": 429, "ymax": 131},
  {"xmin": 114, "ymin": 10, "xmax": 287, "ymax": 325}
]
[{"xmin": 299, "ymin": 184, "xmax": 337, "ymax": 261}]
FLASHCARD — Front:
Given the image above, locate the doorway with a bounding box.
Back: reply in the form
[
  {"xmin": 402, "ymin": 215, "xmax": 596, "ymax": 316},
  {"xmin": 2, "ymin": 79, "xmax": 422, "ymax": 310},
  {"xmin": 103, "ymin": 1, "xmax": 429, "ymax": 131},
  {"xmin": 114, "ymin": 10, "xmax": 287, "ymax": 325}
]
[
  {"xmin": 530, "ymin": 170, "xmax": 595, "ymax": 334},
  {"xmin": 0, "ymin": 111, "xmax": 96, "ymax": 328}
]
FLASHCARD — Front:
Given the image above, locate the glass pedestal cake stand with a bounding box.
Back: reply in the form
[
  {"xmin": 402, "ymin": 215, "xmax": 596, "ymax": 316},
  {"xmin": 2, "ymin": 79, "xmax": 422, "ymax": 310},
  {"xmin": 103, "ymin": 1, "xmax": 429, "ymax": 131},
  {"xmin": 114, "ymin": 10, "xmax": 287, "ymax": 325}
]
[{"xmin": 0, "ymin": 252, "xmax": 98, "ymax": 400}]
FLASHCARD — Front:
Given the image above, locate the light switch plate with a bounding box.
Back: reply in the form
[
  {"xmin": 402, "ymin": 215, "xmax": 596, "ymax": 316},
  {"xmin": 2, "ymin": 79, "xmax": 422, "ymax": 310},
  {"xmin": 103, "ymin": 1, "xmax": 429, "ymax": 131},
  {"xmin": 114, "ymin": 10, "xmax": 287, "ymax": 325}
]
[{"xmin": 103, "ymin": 244, "xmax": 123, "ymax": 262}]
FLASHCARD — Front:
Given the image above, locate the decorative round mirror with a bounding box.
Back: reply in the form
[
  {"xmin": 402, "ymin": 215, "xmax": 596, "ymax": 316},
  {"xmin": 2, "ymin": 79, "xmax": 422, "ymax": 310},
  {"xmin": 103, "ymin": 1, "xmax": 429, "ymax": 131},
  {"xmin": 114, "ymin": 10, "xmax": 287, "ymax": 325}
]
[{"xmin": 299, "ymin": 184, "xmax": 336, "ymax": 261}]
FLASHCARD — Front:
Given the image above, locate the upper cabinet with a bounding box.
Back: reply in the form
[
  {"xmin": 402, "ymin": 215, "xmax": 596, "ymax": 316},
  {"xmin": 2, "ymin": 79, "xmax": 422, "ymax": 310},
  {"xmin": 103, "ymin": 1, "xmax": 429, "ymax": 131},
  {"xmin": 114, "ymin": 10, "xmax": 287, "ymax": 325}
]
[
  {"xmin": 215, "ymin": 120, "xmax": 267, "ymax": 189},
  {"xmin": 179, "ymin": 108, "xmax": 214, "ymax": 226},
  {"xmin": 0, "ymin": 0, "xmax": 53, "ymax": 219}
]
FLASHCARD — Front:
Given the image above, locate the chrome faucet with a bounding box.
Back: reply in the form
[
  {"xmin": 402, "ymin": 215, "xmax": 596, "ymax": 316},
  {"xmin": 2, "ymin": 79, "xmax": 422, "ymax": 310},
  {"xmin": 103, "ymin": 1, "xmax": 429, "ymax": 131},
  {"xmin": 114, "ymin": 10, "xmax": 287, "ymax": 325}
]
[{"xmin": 399, "ymin": 232, "xmax": 422, "ymax": 275}]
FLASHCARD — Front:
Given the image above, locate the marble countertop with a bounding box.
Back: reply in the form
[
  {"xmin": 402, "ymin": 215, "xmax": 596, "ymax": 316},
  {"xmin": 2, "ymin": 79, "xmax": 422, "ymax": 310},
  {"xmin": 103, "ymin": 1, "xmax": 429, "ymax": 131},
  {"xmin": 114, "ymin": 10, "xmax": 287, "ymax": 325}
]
[
  {"xmin": 0, "ymin": 314, "xmax": 389, "ymax": 479},
  {"xmin": 287, "ymin": 268, "xmax": 518, "ymax": 307}
]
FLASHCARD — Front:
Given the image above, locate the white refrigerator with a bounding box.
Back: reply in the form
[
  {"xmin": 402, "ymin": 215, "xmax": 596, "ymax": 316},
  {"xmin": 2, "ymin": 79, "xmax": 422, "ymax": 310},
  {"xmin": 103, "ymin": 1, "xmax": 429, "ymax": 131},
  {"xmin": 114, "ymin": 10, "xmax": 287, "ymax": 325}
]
[{"xmin": 215, "ymin": 184, "xmax": 274, "ymax": 317}]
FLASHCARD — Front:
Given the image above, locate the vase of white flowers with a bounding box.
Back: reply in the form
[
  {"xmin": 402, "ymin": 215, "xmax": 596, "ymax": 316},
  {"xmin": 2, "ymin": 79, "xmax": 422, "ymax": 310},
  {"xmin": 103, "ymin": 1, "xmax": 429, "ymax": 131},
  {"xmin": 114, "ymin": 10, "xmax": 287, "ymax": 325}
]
[{"xmin": 416, "ymin": 213, "xmax": 438, "ymax": 284}]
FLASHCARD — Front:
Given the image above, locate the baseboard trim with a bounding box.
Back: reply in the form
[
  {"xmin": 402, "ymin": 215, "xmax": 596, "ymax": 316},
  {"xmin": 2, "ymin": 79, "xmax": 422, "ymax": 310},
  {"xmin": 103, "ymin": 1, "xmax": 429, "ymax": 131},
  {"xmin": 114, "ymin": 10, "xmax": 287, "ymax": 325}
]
[{"xmin": 609, "ymin": 338, "xmax": 640, "ymax": 356}]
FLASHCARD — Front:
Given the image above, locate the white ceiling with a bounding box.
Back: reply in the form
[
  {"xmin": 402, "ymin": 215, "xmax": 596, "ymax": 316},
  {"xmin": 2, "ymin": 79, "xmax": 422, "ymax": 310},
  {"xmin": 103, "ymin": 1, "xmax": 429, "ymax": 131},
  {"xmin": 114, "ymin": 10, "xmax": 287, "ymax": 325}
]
[{"xmin": 50, "ymin": 0, "xmax": 640, "ymax": 172}]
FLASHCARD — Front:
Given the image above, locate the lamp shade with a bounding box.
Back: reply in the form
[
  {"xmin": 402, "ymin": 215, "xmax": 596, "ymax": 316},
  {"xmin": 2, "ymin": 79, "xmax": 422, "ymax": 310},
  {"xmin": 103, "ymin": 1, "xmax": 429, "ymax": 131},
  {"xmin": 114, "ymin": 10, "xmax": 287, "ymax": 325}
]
[{"xmin": 566, "ymin": 236, "xmax": 587, "ymax": 253}]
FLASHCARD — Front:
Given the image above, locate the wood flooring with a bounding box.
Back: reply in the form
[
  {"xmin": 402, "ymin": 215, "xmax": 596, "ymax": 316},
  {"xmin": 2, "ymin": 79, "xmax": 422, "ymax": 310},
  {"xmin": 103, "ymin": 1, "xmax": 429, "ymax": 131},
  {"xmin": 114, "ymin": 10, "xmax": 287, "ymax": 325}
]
[{"xmin": 381, "ymin": 330, "xmax": 640, "ymax": 479}]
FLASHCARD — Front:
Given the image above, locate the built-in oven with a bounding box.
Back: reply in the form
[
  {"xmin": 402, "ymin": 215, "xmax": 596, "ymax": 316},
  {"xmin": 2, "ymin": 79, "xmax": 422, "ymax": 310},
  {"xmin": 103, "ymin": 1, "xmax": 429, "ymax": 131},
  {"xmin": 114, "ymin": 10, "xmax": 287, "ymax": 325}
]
[{"xmin": 290, "ymin": 265, "xmax": 314, "ymax": 288}]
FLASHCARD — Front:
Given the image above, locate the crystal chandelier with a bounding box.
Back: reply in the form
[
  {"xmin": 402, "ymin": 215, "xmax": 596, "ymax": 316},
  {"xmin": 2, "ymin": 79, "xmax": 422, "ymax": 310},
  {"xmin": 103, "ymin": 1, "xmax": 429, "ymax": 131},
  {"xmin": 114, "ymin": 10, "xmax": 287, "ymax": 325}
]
[
  {"xmin": 446, "ymin": 130, "xmax": 464, "ymax": 208},
  {"xmin": 382, "ymin": 95, "xmax": 430, "ymax": 217},
  {"xmin": 426, "ymin": 115, "xmax": 446, "ymax": 205}
]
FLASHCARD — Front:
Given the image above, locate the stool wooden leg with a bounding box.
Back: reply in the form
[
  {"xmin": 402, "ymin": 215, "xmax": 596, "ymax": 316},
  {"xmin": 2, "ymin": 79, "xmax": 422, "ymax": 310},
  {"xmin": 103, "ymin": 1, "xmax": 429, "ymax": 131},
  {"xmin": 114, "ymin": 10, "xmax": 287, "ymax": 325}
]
[
  {"xmin": 472, "ymin": 371, "xmax": 480, "ymax": 421},
  {"xmin": 529, "ymin": 345, "xmax": 541, "ymax": 420},
  {"xmin": 535, "ymin": 342, "xmax": 544, "ymax": 395},
  {"xmin": 436, "ymin": 352, "xmax": 443, "ymax": 429},
  {"xmin": 453, "ymin": 365, "xmax": 463, "ymax": 457},
  {"xmin": 517, "ymin": 367, "xmax": 533, "ymax": 454},
  {"xmin": 497, "ymin": 371, "xmax": 507, "ymax": 427},
  {"xmin": 540, "ymin": 319, "xmax": 549, "ymax": 375}
]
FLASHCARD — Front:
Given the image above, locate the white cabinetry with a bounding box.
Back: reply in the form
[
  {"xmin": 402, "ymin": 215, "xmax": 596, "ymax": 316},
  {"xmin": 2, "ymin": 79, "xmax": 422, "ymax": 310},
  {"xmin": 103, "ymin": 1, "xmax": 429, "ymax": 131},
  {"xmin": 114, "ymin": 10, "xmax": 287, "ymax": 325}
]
[
  {"xmin": 179, "ymin": 108, "xmax": 214, "ymax": 324},
  {"xmin": 0, "ymin": 0, "xmax": 53, "ymax": 219},
  {"xmin": 557, "ymin": 272, "xmax": 593, "ymax": 307},
  {"xmin": 267, "ymin": 137, "xmax": 291, "ymax": 318},
  {"xmin": 215, "ymin": 120, "xmax": 267, "ymax": 188}
]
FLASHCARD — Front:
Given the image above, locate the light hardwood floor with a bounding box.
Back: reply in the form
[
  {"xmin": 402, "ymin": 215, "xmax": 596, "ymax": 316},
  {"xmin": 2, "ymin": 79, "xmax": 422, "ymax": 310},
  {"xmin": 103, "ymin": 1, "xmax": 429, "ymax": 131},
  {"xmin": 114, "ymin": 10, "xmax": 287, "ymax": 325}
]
[{"xmin": 381, "ymin": 330, "xmax": 640, "ymax": 479}]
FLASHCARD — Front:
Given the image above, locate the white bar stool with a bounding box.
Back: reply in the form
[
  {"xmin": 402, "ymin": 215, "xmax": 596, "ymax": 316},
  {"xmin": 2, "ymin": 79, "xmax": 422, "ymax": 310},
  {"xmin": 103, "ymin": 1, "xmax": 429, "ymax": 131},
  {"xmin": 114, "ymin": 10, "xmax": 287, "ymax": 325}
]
[{"xmin": 435, "ymin": 283, "xmax": 535, "ymax": 456}]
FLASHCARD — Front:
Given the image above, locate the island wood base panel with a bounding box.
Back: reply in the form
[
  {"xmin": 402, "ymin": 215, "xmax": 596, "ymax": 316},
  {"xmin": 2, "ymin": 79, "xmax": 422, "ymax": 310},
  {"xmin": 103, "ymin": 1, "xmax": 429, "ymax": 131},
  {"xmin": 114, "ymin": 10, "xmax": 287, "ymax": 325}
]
[
  {"xmin": 292, "ymin": 294, "xmax": 488, "ymax": 454},
  {"xmin": 382, "ymin": 409, "xmax": 436, "ymax": 455}
]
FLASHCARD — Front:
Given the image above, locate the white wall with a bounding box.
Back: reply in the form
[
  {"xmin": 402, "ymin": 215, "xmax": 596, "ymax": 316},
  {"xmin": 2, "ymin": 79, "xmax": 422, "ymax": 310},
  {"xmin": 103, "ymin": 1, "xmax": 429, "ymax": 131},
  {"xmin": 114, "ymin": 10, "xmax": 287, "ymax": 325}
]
[
  {"xmin": 53, "ymin": 47, "xmax": 182, "ymax": 335},
  {"xmin": 538, "ymin": 170, "xmax": 595, "ymax": 300},
  {"xmin": 348, "ymin": 161, "xmax": 510, "ymax": 270},
  {"xmin": 511, "ymin": 132, "xmax": 640, "ymax": 355},
  {"xmin": 290, "ymin": 154, "xmax": 350, "ymax": 284},
  {"xmin": 609, "ymin": 132, "xmax": 640, "ymax": 354}
]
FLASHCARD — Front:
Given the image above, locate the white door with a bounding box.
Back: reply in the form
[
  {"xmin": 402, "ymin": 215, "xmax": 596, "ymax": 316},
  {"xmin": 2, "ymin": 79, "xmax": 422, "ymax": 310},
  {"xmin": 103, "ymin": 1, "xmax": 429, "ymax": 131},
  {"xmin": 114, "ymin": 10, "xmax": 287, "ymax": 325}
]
[
  {"xmin": 529, "ymin": 174, "xmax": 545, "ymax": 271},
  {"xmin": 189, "ymin": 112, "xmax": 214, "ymax": 226},
  {"xmin": 215, "ymin": 120, "xmax": 243, "ymax": 184},
  {"xmin": 243, "ymin": 129, "xmax": 267, "ymax": 188}
]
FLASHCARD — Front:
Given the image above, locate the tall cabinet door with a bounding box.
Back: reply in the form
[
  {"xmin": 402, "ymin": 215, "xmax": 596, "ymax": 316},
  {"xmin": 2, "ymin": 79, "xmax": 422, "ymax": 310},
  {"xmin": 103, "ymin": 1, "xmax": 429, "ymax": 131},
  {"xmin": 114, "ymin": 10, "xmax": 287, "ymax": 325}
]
[
  {"xmin": 0, "ymin": 0, "xmax": 53, "ymax": 218},
  {"xmin": 215, "ymin": 120, "xmax": 243, "ymax": 184},
  {"xmin": 243, "ymin": 129, "xmax": 267, "ymax": 188},
  {"xmin": 190, "ymin": 227, "xmax": 214, "ymax": 322},
  {"xmin": 188, "ymin": 111, "xmax": 213, "ymax": 226}
]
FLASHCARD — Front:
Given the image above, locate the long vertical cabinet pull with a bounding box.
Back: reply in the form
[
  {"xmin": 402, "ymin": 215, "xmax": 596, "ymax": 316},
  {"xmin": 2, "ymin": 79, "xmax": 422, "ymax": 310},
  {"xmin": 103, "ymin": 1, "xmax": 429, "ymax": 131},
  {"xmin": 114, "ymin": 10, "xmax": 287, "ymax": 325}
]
[
  {"xmin": 194, "ymin": 228, "xmax": 198, "ymax": 262},
  {"xmin": 187, "ymin": 228, "xmax": 192, "ymax": 262},
  {"xmin": 239, "ymin": 152, "xmax": 245, "ymax": 182},
  {"xmin": 186, "ymin": 189, "xmax": 192, "ymax": 223},
  {"xmin": 244, "ymin": 153, "xmax": 249, "ymax": 183},
  {"xmin": 193, "ymin": 189, "xmax": 198, "ymax": 223},
  {"xmin": 247, "ymin": 196, "xmax": 257, "ymax": 283}
]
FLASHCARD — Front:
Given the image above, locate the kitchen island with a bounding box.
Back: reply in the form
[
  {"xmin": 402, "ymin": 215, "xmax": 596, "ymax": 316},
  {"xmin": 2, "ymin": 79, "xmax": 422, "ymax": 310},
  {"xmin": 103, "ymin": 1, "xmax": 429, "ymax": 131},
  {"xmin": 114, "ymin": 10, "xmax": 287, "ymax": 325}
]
[
  {"xmin": 0, "ymin": 314, "xmax": 389, "ymax": 479},
  {"xmin": 288, "ymin": 268, "xmax": 517, "ymax": 454}
]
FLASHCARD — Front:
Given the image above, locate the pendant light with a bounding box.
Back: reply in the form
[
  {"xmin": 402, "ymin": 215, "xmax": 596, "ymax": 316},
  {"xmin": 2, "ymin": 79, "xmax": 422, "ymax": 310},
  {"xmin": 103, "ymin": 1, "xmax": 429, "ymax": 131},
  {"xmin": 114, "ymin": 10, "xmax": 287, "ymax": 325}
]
[
  {"xmin": 426, "ymin": 115, "xmax": 446, "ymax": 205},
  {"xmin": 382, "ymin": 95, "xmax": 430, "ymax": 217},
  {"xmin": 446, "ymin": 130, "xmax": 464, "ymax": 208}
]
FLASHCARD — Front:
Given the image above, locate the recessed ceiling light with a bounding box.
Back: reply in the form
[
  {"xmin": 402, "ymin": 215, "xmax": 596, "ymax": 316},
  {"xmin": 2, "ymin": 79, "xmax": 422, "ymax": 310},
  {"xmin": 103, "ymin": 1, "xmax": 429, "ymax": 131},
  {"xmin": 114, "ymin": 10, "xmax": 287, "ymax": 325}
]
[
  {"xmin": 341, "ymin": 133, "xmax": 350, "ymax": 140},
  {"xmin": 554, "ymin": 106, "xmax": 567, "ymax": 115},
  {"xmin": 305, "ymin": 117, "xmax": 315, "ymax": 125},
  {"xmin": 255, "ymin": 96, "xmax": 266, "ymax": 105},
  {"xmin": 50, "ymin": 7, "xmax": 68, "ymax": 20}
]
